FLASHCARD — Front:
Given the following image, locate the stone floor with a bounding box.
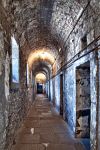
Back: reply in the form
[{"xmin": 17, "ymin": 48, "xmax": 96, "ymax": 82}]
[{"xmin": 11, "ymin": 94, "xmax": 86, "ymax": 150}]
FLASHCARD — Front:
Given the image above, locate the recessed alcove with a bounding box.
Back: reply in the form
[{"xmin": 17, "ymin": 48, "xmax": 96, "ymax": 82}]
[{"xmin": 76, "ymin": 61, "xmax": 90, "ymax": 139}]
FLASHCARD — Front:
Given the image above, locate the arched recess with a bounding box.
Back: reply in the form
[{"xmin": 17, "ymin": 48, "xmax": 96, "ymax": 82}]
[
  {"xmin": 35, "ymin": 72, "xmax": 47, "ymax": 83},
  {"xmin": 27, "ymin": 48, "xmax": 57, "ymax": 98},
  {"xmin": 33, "ymin": 70, "xmax": 48, "ymax": 82},
  {"xmin": 27, "ymin": 48, "xmax": 57, "ymax": 81},
  {"xmin": 32, "ymin": 62, "xmax": 51, "ymax": 80},
  {"xmin": 27, "ymin": 48, "xmax": 56, "ymax": 70},
  {"xmin": 32, "ymin": 61, "xmax": 51, "ymax": 96},
  {"xmin": 35, "ymin": 72, "xmax": 47, "ymax": 94}
]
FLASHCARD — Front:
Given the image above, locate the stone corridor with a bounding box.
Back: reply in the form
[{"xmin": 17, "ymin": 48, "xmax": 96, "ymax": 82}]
[
  {"xmin": 11, "ymin": 94, "xmax": 85, "ymax": 150},
  {"xmin": 0, "ymin": 1, "xmax": 100, "ymax": 150}
]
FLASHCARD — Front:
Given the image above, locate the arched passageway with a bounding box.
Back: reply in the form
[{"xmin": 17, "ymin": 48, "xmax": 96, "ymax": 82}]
[
  {"xmin": 0, "ymin": 1, "xmax": 100, "ymax": 150},
  {"xmin": 35, "ymin": 73, "xmax": 46, "ymax": 94}
]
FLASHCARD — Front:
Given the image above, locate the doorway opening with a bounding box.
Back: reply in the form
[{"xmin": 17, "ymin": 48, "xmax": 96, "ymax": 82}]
[
  {"xmin": 35, "ymin": 73, "xmax": 46, "ymax": 94},
  {"xmin": 76, "ymin": 61, "xmax": 90, "ymax": 141},
  {"xmin": 60, "ymin": 73, "xmax": 63, "ymax": 116},
  {"xmin": 37, "ymin": 83, "xmax": 43, "ymax": 94}
]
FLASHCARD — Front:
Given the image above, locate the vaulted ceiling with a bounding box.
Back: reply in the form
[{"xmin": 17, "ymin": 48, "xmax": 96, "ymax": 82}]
[
  {"xmin": 2, "ymin": 0, "xmax": 87, "ymax": 53},
  {"xmin": 2, "ymin": 0, "xmax": 99, "ymax": 53},
  {"xmin": 1, "ymin": 0, "xmax": 99, "ymax": 79}
]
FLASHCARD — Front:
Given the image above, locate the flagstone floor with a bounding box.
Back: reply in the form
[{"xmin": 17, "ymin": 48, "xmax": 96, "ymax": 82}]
[{"xmin": 11, "ymin": 94, "xmax": 86, "ymax": 150}]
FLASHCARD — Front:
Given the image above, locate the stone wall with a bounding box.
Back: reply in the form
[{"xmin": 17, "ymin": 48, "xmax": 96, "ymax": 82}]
[
  {"xmin": 49, "ymin": 49, "xmax": 98, "ymax": 150},
  {"xmin": 63, "ymin": 65, "xmax": 76, "ymax": 132},
  {"xmin": 0, "ymin": 1, "xmax": 100, "ymax": 150},
  {"xmin": 0, "ymin": 5, "xmax": 33, "ymax": 150},
  {"xmin": 97, "ymin": 48, "xmax": 100, "ymax": 150},
  {"xmin": 48, "ymin": 2, "xmax": 100, "ymax": 150},
  {"xmin": 50, "ymin": 79, "xmax": 53, "ymax": 102},
  {"xmin": 0, "ymin": 5, "xmax": 11, "ymax": 150},
  {"xmin": 5, "ymin": 89, "xmax": 32, "ymax": 150},
  {"xmin": 53, "ymin": 75, "xmax": 60, "ymax": 111}
]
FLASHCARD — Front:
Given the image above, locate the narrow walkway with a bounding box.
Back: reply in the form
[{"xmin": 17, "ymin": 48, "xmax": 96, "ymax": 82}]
[{"xmin": 11, "ymin": 94, "xmax": 85, "ymax": 150}]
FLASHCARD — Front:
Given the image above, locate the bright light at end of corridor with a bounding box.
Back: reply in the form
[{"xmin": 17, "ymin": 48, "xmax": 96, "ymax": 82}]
[
  {"xmin": 28, "ymin": 49, "xmax": 55, "ymax": 68},
  {"xmin": 35, "ymin": 73, "xmax": 46, "ymax": 83}
]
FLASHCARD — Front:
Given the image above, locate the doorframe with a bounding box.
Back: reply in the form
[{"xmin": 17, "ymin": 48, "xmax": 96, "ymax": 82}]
[
  {"xmin": 75, "ymin": 61, "xmax": 91, "ymax": 139},
  {"xmin": 60, "ymin": 73, "xmax": 63, "ymax": 116}
]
